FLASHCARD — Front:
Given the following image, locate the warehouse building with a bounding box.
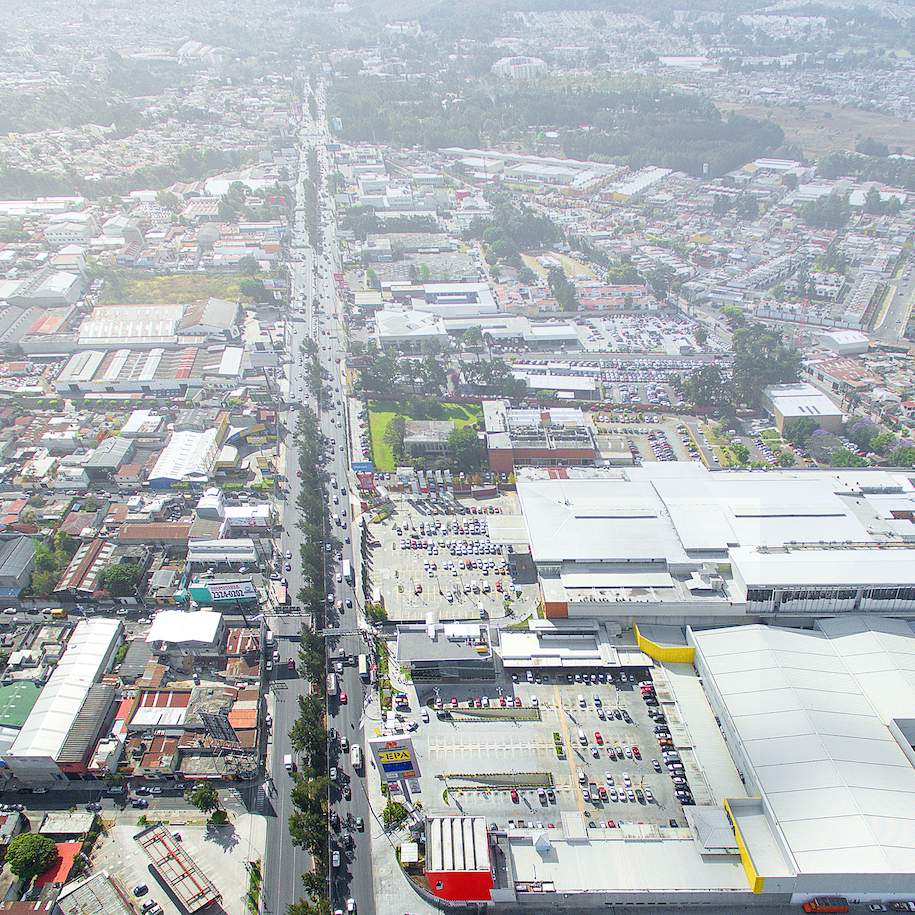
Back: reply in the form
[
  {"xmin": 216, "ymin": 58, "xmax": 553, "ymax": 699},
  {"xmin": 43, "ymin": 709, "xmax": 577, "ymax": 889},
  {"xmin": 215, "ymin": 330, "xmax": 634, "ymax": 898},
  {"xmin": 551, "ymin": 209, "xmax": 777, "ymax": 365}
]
[
  {"xmin": 762, "ymin": 383, "xmax": 844, "ymax": 434},
  {"xmin": 54, "ymin": 347, "xmax": 245, "ymax": 397},
  {"xmin": 0, "ymin": 536, "xmax": 36, "ymax": 591},
  {"xmin": 510, "ymin": 464, "xmax": 915, "ymax": 627},
  {"xmin": 147, "ymin": 423, "xmax": 227, "ymax": 489},
  {"xmin": 690, "ymin": 616, "xmax": 915, "ymax": 900},
  {"xmin": 3, "ymin": 619, "xmax": 122, "ymax": 782}
]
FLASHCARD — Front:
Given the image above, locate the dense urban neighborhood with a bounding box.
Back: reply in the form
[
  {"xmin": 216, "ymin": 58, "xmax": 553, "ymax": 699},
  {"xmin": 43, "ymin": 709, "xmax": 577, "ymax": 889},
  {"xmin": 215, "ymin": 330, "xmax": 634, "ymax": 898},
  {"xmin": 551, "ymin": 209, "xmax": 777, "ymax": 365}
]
[{"xmin": 3, "ymin": 3, "xmax": 915, "ymax": 915}]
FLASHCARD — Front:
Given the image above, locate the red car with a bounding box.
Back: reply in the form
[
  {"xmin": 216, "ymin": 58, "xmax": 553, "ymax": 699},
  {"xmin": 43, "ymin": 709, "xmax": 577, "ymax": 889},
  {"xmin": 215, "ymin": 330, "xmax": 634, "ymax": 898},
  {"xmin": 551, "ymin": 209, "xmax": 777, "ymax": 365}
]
[
  {"xmin": 451, "ymin": 697, "xmax": 458, "ymax": 707},
  {"xmin": 339, "ymin": 692, "xmax": 347, "ymax": 705},
  {"xmin": 499, "ymin": 696, "xmax": 507, "ymax": 707},
  {"xmin": 510, "ymin": 789, "xmax": 519, "ymax": 802},
  {"xmin": 632, "ymin": 745, "xmax": 641, "ymax": 760},
  {"xmin": 594, "ymin": 732, "xmax": 603, "ymax": 745},
  {"xmin": 514, "ymin": 696, "xmax": 522, "ymax": 707}
]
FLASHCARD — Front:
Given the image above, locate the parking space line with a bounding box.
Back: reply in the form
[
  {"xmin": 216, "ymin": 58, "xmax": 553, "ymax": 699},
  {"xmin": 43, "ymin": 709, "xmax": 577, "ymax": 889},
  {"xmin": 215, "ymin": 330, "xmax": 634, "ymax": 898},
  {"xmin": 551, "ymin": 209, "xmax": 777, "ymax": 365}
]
[{"xmin": 554, "ymin": 683, "xmax": 586, "ymax": 816}]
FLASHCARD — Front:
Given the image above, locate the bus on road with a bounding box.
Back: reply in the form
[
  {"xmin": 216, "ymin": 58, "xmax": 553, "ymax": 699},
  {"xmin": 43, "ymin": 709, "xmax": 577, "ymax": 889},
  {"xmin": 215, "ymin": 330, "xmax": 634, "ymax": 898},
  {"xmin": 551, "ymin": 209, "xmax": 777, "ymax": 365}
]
[
  {"xmin": 358, "ymin": 654, "xmax": 369, "ymax": 680},
  {"xmin": 803, "ymin": 898, "xmax": 849, "ymax": 913}
]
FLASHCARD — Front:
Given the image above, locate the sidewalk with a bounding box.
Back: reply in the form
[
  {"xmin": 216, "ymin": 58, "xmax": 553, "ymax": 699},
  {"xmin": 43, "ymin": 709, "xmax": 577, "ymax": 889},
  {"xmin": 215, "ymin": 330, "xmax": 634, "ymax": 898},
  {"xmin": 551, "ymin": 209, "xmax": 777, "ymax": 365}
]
[{"xmin": 362, "ymin": 692, "xmax": 441, "ymax": 915}]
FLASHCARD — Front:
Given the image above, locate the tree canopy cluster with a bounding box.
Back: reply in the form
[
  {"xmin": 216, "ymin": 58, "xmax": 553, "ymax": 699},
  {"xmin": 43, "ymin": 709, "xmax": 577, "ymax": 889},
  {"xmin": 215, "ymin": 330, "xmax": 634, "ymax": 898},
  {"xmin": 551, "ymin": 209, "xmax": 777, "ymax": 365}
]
[
  {"xmin": 327, "ymin": 77, "xmax": 787, "ymax": 178},
  {"xmin": 817, "ymin": 149, "xmax": 915, "ymax": 192}
]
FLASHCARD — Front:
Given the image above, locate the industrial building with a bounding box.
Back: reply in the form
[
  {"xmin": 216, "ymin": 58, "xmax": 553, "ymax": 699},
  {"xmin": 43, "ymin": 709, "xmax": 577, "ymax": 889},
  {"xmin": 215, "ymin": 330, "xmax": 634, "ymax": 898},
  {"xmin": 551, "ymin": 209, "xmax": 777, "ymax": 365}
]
[
  {"xmin": 3, "ymin": 619, "xmax": 122, "ymax": 781},
  {"xmin": 491, "ymin": 56, "xmax": 547, "ymax": 79},
  {"xmin": 54, "ymin": 347, "xmax": 245, "ymax": 397},
  {"xmin": 509, "ymin": 464, "xmax": 915, "ymax": 626},
  {"xmin": 147, "ymin": 423, "xmax": 227, "ymax": 489},
  {"xmin": 0, "ymin": 536, "xmax": 36, "ymax": 591},
  {"xmin": 762, "ymin": 382, "xmax": 844, "ymax": 433}
]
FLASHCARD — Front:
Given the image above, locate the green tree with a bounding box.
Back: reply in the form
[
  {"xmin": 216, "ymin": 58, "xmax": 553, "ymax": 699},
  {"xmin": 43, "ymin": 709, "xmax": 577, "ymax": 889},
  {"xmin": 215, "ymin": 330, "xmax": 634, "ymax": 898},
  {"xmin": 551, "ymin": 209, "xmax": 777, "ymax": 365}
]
[
  {"xmin": 186, "ymin": 782, "xmax": 220, "ymax": 814},
  {"xmin": 100, "ymin": 563, "xmax": 144, "ymax": 598},
  {"xmin": 784, "ymin": 417, "xmax": 821, "ymax": 446},
  {"xmin": 731, "ymin": 443, "xmax": 750, "ymax": 464},
  {"xmin": 720, "ymin": 304, "xmax": 746, "ymax": 330},
  {"xmin": 606, "ymin": 264, "xmax": 642, "ymax": 285},
  {"xmin": 461, "ymin": 326, "xmax": 484, "ymax": 352},
  {"xmin": 288, "ymin": 898, "xmax": 331, "ymax": 915},
  {"xmin": 870, "ymin": 431, "xmax": 897, "ymax": 455},
  {"xmin": 694, "ymin": 326, "xmax": 708, "ymax": 345},
  {"xmin": 237, "ymin": 255, "xmax": 260, "ymax": 276},
  {"xmin": 547, "ymin": 266, "xmax": 579, "ymax": 311},
  {"xmin": 830, "ymin": 447, "xmax": 868, "ymax": 467},
  {"xmin": 683, "ymin": 363, "xmax": 730, "ymax": 409},
  {"xmin": 382, "ymin": 800, "xmax": 408, "ymax": 828},
  {"xmin": 383, "ymin": 415, "xmax": 407, "ymax": 464},
  {"xmin": 4, "ymin": 833, "xmax": 58, "ymax": 882},
  {"xmin": 365, "ymin": 603, "xmax": 387, "ymax": 625},
  {"xmin": 731, "ymin": 324, "xmax": 800, "ymax": 408},
  {"xmin": 448, "ymin": 426, "xmax": 483, "ymax": 474},
  {"xmin": 777, "ymin": 450, "xmax": 796, "ymax": 467},
  {"xmin": 891, "ymin": 446, "xmax": 915, "ymax": 467}
]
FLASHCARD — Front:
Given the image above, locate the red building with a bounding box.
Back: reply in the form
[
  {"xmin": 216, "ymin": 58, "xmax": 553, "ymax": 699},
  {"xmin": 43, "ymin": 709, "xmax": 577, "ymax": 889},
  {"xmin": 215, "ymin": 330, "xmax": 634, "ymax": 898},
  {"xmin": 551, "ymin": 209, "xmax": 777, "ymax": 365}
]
[{"xmin": 425, "ymin": 816, "xmax": 494, "ymax": 902}]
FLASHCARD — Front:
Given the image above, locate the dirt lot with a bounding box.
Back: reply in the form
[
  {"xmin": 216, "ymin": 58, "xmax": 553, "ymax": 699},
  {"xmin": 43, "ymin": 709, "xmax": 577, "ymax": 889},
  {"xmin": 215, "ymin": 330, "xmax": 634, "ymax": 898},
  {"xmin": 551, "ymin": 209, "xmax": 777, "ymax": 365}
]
[{"xmin": 724, "ymin": 101, "xmax": 915, "ymax": 159}]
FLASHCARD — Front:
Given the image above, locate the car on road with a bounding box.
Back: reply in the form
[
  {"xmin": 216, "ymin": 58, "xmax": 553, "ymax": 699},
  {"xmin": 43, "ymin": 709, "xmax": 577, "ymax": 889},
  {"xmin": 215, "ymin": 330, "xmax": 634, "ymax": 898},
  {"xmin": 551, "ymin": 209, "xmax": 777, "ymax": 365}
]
[
  {"xmin": 133, "ymin": 886, "xmax": 148, "ymax": 898},
  {"xmin": 131, "ymin": 799, "xmax": 149, "ymax": 809},
  {"xmin": 346, "ymin": 899, "xmax": 356, "ymax": 915},
  {"xmin": 339, "ymin": 692, "xmax": 347, "ymax": 705},
  {"xmin": 356, "ymin": 816, "xmax": 364, "ymax": 831},
  {"xmin": 343, "ymin": 785, "xmax": 351, "ymax": 801},
  {"xmin": 332, "ymin": 850, "xmax": 341, "ymax": 868}
]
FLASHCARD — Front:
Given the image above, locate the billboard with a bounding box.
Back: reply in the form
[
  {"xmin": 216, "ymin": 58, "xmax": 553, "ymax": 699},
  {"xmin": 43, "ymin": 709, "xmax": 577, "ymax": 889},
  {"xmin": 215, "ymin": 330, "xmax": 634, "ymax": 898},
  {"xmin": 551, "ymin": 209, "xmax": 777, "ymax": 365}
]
[
  {"xmin": 188, "ymin": 580, "xmax": 258, "ymax": 603},
  {"xmin": 369, "ymin": 735, "xmax": 421, "ymax": 782}
]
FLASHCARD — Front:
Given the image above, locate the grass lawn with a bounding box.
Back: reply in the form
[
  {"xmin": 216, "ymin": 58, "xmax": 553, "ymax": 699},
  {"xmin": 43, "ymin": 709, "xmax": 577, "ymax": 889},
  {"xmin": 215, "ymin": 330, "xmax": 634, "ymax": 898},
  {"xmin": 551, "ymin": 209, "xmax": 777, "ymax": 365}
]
[
  {"xmin": 368, "ymin": 399, "xmax": 482, "ymax": 471},
  {"xmin": 99, "ymin": 270, "xmax": 253, "ymax": 305}
]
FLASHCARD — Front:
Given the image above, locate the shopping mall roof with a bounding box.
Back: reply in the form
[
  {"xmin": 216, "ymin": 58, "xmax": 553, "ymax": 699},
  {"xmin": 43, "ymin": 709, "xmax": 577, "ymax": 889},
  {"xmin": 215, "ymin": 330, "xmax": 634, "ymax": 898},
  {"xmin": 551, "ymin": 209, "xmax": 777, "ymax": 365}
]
[
  {"xmin": 516, "ymin": 464, "xmax": 915, "ymax": 568},
  {"xmin": 690, "ymin": 617, "xmax": 915, "ymax": 877}
]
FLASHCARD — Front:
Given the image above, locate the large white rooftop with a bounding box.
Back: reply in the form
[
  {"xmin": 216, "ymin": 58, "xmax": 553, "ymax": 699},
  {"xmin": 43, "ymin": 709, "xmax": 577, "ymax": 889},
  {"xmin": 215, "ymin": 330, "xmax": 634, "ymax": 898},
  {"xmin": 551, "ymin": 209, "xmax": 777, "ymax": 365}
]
[
  {"xmin": 147, "ymin": 610, "xmax": 222, "ymax": 646},
  {"xmin": 8, "ymin": 619, "xmax": 120, "ymax": 761},
  {"xmin": 517, "ymin": 465, "xmax": 915, "ymax": 571},
  {"xmin": 691, "ymin": 618, "xmax": 915, "ymax": 877}
]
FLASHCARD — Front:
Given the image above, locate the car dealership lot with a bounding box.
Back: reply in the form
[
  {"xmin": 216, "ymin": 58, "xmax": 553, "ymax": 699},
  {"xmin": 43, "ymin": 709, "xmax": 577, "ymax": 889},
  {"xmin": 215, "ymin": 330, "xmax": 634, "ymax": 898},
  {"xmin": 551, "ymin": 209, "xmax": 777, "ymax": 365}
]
[{"xmin": 399, "ymin": 670, "xmax": 691, "ymax": 830}]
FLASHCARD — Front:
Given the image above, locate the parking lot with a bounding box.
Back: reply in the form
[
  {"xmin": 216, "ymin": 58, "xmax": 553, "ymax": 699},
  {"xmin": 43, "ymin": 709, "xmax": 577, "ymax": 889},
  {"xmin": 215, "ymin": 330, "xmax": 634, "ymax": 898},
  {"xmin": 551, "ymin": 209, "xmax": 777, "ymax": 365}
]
[
  {"xmin": 91, "ymin": 819, "xmax": 263, "ymax": 915},
  {"xmin": 394, "ymin": 669, "xmax": 696, "ymax": 832},
  {"xmin": 581, "ymin": 315, "xmax": 728, "ymax": 355},
  {"xmin": 372, "ymin": 493, "xmax": 541, "ymax": 623}
]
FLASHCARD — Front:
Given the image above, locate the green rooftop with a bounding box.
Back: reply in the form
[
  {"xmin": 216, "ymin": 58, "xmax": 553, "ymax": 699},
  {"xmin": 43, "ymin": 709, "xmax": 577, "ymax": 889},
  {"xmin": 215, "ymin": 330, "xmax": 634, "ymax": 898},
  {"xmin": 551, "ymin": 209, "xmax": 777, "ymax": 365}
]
[{"xmin": 0, "ymin": 680, "xmax": 43, "ymax": 729}]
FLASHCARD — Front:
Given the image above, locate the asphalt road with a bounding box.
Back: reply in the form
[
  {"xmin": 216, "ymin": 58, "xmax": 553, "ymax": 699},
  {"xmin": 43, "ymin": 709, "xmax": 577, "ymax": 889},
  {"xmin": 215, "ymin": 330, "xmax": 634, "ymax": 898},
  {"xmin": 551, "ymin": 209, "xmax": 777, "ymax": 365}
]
[
  {"xmin": 874, "ymin": 266, "xmax": 915, "ymax": 343},
  {"xmin": 262, "ymin": 86, "xmax": 376, "ymax": 915}
]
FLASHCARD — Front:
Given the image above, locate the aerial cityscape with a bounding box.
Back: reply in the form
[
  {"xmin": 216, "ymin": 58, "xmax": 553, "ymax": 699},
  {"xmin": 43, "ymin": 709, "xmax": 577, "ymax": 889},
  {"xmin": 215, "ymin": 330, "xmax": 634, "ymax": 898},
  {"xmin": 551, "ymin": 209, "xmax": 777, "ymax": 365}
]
[{"xmin": 1, "ymin": 1, "xmax": 915, "ymax": 915}]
